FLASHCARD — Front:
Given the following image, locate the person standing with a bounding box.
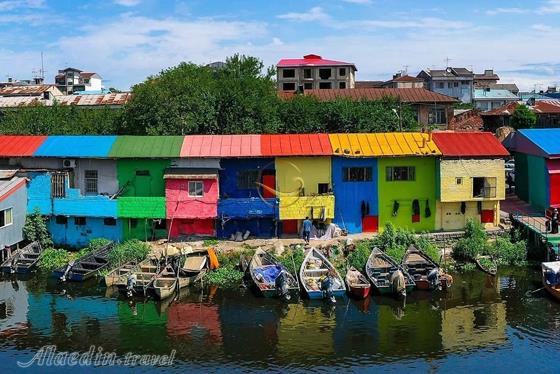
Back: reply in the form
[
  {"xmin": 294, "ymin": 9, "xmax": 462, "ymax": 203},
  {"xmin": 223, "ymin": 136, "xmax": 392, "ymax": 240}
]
[{"xmin": 302, "ymin": 217, "xmax": 312, "ymax": 244}]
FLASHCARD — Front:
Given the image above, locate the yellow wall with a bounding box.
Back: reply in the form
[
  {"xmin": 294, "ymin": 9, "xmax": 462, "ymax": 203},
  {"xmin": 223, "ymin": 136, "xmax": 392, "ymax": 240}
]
[
  {"xmin": 436, "ymin": 200, "xmax": 500, "ymax": 230},
  {"xmin": 276, "ymin": 157, "xmax": 334, "ymax": 220},
  {"xmin": 439, "ymin": 159, "xmax": 505, "ymax": 202}
]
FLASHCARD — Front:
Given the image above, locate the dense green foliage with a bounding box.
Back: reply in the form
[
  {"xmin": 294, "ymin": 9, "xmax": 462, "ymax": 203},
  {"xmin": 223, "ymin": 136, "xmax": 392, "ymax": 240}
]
[
  {"xmin": 106, "ymin": 239, "xmax": 151, "ymax": 268},
  {"xmin": 453, "ymin": 220, "xmax": 488, "ymax": 260},
  {"xmin": 23, "ymin": 209, "xmax": 53, "ymax": 248},
  {"xmin": 511, "ymin": 104, "xmax": 537, "ymax": 129},
  {"xmin": 1, "ymin": 54, "xmax": 420, "ymax": 135},
  {"xmin": 278, "ymin": 246, "xmax": 305, "ymax": 275},
  {"xmin": 38, "ymin": 248, "xmax": 71, "ymax": 272},
  {"xmin": 347, "ymin": 241, "xmax": 372, "ymax": 270},
  {"xmin": 0, "ymin": 104, "xmax": 123, "ymax": 134},
  {"xmin": 204, "ymin": 249, "xmax": 253, "ymax": 287},
  {"xmin": 373, "ymin": 223, "xmax": 440, "ymax": 264}
]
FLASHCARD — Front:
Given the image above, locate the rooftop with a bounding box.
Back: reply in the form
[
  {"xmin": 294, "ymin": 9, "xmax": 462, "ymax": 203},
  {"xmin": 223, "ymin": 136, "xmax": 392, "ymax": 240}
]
[
  {"xmin": 432, "ymin": 132, "xmax": 509, "ymax": 157},
  {"xmin": 277, "ymin": 54, "xmax": 356, "ymax": 70},
  {"xmin": 0, "ymin": 85, "xmax": 58, "ymax": 97},
  {"xmin": 280, "ymin": 88, "xmax": 457, "ymax": 104},
  {"xmin": 0, "ymin": 92, "xmax": 132, "ymax": 108},
  {"xmin": 422, "ymin": 67, "xmax": 474, "ymax": 78},
  {"xmin": 0, "ymin": 177, "xmax": 26, "ymax": 201},
  {"xmin": 515, "ymin": 129, "xmax": 560, "ymax": 157},
  {"xmin": 329, "ymin": 133, "xmax": 441, "ymax": 157},
  {"xmin": 481, "ymin": 100, "xmax": 560, "ymax": 116},
  {"xmin": 474, "ymin": 88, "xmax": 518, "ymax": 100}
]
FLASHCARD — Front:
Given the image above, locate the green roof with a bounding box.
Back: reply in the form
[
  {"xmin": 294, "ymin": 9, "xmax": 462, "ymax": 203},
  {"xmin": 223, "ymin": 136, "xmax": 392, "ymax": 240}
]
[
  {"xmin": 117, "ymin": 197, "xmax": 166, "ymax": 218},
  {"xmin": 109, "ymin": 136, "xmax": 184, "ymax": 158}
]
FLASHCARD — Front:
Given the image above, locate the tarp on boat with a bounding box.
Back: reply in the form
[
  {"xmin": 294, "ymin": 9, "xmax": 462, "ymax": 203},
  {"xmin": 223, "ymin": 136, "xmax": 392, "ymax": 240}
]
[{"xmin": 543, "ymin": 261, "xmax": 560, "ymax": 273}]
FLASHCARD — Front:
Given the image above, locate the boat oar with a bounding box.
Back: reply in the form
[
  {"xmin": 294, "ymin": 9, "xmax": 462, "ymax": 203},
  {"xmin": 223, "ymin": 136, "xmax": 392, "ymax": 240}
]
[{"xmin": 531, "ymin": 286, "xmax": 545, "ymax": 293}]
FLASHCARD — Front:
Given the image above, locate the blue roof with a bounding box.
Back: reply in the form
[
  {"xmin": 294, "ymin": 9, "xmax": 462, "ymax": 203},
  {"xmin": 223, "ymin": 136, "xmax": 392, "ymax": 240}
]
[
  {"xmin": 474, "ymin": 89, "xmax": 518, "ymax": 100},
  {"xmin": 519, "ymin": 92, "xmax": 549, "ymax": 101},
  {"xmin": 518, "ymin": 129, "xmax": 560, "ymax": 156},
  {"xmin": 34, "ymin": 136, "xmax": 117, "ymax": 157}
]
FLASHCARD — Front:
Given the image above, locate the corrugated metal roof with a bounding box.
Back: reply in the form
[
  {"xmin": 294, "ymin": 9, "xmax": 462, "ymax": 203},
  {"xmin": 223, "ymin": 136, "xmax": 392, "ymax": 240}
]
[
  {"xmin": 0, "ymin": 177, "xmax": 26, "ymax": 202},
  {"xmin": 280, "ymin": 88, "xmax": 457, "ymax": 103},
  {"xmin": 329, "ymin": 133, "xmax": 441, "ymax": 157},
  {"xmin": 181, "ymin": 135, "xmax": 261, "ymax": 157},
  {"xmin": 474, "ymin": 89, "xmax": 518, "ymax": 100},
  {"xmin": 277, "ymin": 54, "xmax": 356, "ymax": 69},
  {"xmin": 109, "ymin": 136, "xmax": 184, "ymax": 158},
  {"xmin": 261, "ymin": 134, "xmax": 332, "ymax": 156},
  {"xmin": 55, "ymin": 93, "xmax": 132, "ymax": 106},
  {"xmin": 0, "ymin": 135, "xmax": 47, "ymax": 156},
  {"xmin": 432, "ymin": 132, "xmax": 509, "ymax": 157},
  {"xmin": 0, "ymin": 96, "xmax": 41, "ymax": 107},
  {"xmin": 0, "ymin": 85, "xmax": 57, "ymax": 97},
  {"xmin": 518, "ymin": 129, "xmax": 560, "ymax": 156},
  {"xmin": 34, "ymin": 136, "xmax": 116, "ymax": 157}
]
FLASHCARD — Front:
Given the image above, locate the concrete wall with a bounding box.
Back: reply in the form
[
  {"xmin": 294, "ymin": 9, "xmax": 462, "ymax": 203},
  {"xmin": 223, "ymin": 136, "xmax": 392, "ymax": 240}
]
[
  {"xmin": 332, "ymin": 157, "xmax": 378, "ymax": 234},
  {"xmin": 218, "ymin": 197, "xmax": 277, "ymax": 219},
  {"xmin": 378, "ymin": 157, "xmax": 437, "ymax": 232},
  {"xmin": 277, "ymin": 66, "xmax": 356, "ymax": 90},
  {"xmin": 165, "ymin": 178, "xmax": 218, "ymax": 219},
  {"xmin": 117, "ymin": 159, "xmax": 170, "ymax": 197},
  {"xmin": 0, "ymin": 183, "xmax": 26, "ymax": 248},
  {"xmin": 26, "ymin": 171, "xmax": 52, "ymax": 215},
  {"xmin": 48, "ymin": 217, "xmax": 122, "ymax": 247},
  {"xmin": 73, "ymin": 159, "xmax": 118, "ymax": 196},
  {"xmin": 169, "ymin": 218, "xmax": 215, "ymax": 237},
  {"xmin": 217, "ymin": 218, "xmax": 277, "ymax": 239},
  {"xmin": 438, "ymin": 159, "xmax": 505, "ymax": 202},
  {"xmin": 436, "ymin": 201, "xmax": 500, "ymax": 231}
]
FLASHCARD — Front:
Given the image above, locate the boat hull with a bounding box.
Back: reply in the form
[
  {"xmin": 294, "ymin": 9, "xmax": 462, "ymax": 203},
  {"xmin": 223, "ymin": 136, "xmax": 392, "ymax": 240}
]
[
  {"xmin": 1, "ymin": 266, "xmax": 34, "ymax": 274},
  {"xmin": 348, "ymin": 285, "xmax": 370, "ymax": 299},
  {"xmin": 306, "ymin": 289, "xmax": 346, "ymax": 300}
]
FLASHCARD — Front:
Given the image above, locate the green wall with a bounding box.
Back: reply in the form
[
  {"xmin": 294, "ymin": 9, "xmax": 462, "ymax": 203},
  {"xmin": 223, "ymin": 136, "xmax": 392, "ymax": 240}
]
[
  {"xmin": 527, "ymin": 154, "xmax": 548, "ymax": 211},
  {"xmin": 514, "ymin": 152, "xmax": 529, "ymax": 202},
  {"xmin": 378, "ymin": 157, "xmax": 437, "ymax": 232},
  {"xmin": 122, "ymin": 218, "xmax": 167, "ymax": 241},
  {"xmin": 117, "ymin": 159, "xmax": 170, "ymax": 197}
]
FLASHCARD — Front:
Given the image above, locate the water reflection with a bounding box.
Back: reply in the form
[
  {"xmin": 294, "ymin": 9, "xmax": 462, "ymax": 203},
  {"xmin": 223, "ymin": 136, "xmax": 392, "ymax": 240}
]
[{"xmin": 1, "ymin": 268, "xmax": 560, "ymax": 371}]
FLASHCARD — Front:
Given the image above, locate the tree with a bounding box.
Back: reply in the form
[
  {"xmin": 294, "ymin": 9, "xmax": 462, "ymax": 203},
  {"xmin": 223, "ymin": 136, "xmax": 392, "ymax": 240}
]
[
  {"xmin": 23, "ymin": 208, "xmax": 53, "ymax": 248},
  {"xmin": 511, "ymin": 104, "xmax": 537, "ymax": 129}
]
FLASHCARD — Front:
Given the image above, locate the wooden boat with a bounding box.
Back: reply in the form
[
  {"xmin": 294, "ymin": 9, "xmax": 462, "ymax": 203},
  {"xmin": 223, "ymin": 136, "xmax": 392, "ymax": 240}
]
[
  {"xmin": 1, "ymin": 242, "xmax": 43, "ymax": 274},
  {"xmin": 345, "ymin": 266, "xmax": 371, "ymax": 299},
  {"xmin": 299, "ymin": 248, "xmax": 345, "ymax": 300},
  {"xmin": 248, "ymin": 248, "xmax": 299, "ymax": 298},
  {"xmin": 53, "ymin": 242, "xmax": 113, "ymax": 282},
  {"xmin": 103, "ymin": 261, "xmax": 137, "ymax": 287},
  {"xmin": 542, "ymin": 261, "xmax": 560, "ymax": 301},
  {"xmin": 152, "ymin": 252, "xmax": 209, "ymax": 300},
  {"xmin": 402, "ymin": 246, "xmax": 452, "ymax": 290},
  {"xmin": 365, "ymin": 248, "xmax": 414, "ymax": 296},
  {"xmin": 115, "ymin": 257, "xmax": 161, "ymax": 296},
  {"xmin": 475, "ymin": 255, "xmax": 497, "ymax": 276}
]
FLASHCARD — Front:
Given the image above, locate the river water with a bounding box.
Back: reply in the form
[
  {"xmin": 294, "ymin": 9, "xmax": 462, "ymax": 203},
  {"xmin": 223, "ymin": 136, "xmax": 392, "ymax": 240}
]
[{"xmin": 1, "ymin": 267, "xmax": 559, "ymax": 373}]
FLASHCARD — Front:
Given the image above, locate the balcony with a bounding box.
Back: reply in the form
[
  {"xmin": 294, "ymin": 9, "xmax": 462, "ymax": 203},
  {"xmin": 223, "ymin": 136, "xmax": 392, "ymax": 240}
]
[
  {"xmin": 117, "ymin": 197, "xmax": 166, "ymax": 219},
  {"xmin": 279, "ymin": 194, "xmax": 335, "ymax": 220}
]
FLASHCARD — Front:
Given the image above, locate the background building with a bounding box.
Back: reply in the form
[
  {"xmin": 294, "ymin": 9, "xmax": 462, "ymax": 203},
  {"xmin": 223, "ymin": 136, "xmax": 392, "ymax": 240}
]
[{"xmin": 417, "ymin": 67, "xmax": 474, "ymax": 103}]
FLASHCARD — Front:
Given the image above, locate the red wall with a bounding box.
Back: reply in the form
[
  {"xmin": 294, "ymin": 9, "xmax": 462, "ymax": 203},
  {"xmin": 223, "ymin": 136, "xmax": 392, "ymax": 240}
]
[
  {"xmin": 169, "ymin": 218, "xmax": 215, "ymax": 237},
  {"xmin": 166, "ymin": 178, "xmax": 218, "ymax": 219}
]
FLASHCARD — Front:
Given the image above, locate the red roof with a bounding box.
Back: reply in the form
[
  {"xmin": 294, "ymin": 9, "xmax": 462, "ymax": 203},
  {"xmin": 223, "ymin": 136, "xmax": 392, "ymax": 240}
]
[
  {"xmin": 280, "ymin": 88, "xmax": 457, "ymax": 104},
  {"xmin": 261, "ymin": 134, "xmax": 332, "ymax": 156},
  {"xmin": 277, "ymin": 54, "xmax": 356, "ymax": 70},
  {"xmin": 180, "ymin": 135, "xmax": 261, "ymax": 157},
  {"xmin": 392, "ymin": 75, "xmax": 423, "ymax": 82},
  {"xmin": 0, "ymin": 136, "xmax": 47, "ymax": 156},
  {"xmin": 80, "ymin": 72, "xmax": 98, "ymax": 79},
  {"xmin": 481, "ymin": 100, "xmax": 560, "ymax": 116},
  {"xmin": 432, "ymin": 132, "xmax": 509, "ymax": 157}
]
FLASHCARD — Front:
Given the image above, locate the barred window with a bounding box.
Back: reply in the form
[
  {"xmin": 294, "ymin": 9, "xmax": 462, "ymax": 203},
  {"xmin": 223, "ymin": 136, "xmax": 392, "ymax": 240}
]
[
  {"xmin": 237, "ymin": 170, "xmax": 259, "ymax": 189},
  {"xmin": 51, "ymin": 172, "xmax": 66, "ymax": 198},
  {"xmin": 343, "ymin": 167, "xmax": 372, "ymax": 182},
  {"xmin": 386, "ymin": 166, "xmax": 415, "ymax": 181},
  {"xmin": 85, "ymin": 170, "xmax": 98, "ymax": 194},
  {"xmin": 104, "ymin": 218, "xmax": 116, "ymax": 226},
  {"xmin": 188, "ymin": 181, "xmax": 204, "ymax": 197}
]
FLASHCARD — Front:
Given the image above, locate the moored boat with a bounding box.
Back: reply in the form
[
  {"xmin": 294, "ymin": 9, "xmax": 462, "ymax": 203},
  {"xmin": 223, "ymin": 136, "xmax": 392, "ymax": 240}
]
[
  {"xmin": 1, "ymin": 242, "xmax": 43, "ymax": 274},
  {"xmin": 152, "ymin": 251, "xmax": 209, "ymax": 300},
  {"xmin": 365, "ymin": 248, "xmax": 414, "ymax": 296},
  {"xmin": 248, "ymin": 248, "xmax": 299, "ymax": 299},
  {"xmin": 542, "ymin": 261, "xmax": 560, "ymax": 301},
  {"xmin": 53, "ymin": 242, "xmax": 113, "ymax": 282},
  {"xmin": 299, "ymin": 248, "xmax": 345, "ymax": 301},
  {"xmin": 345, "ymin": 266, "xmax": 371, "ymax": 299},
  {"xmin": 152, "ymin": 264, "xmax": 181, "ymax": 300},
  {"xmin": 115, "ymin": 256, "xmax": 161, "ymax": 296},
  {"xmin": 475, "ymin": 255, "xmax": 497, "ymax": 276},
  {"xmin": 402, "ymin": 246, "xmax": 452, "ymax": 291},
  {"xmin": 104, "ymin": 261, "xmax": 137, "ymax": 287}
]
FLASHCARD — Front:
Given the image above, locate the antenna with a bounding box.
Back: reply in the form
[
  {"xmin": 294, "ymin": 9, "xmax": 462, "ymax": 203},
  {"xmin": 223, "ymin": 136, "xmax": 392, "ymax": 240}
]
[
  {"xmin": 403, "ymin": 65, "xmax": 409, "ymax": 75},
  {"xmin": 444, "ymin": 57, "xmax": 452, "ymax": 68},
  {"xmin": 41, "ymin": 51, "xmax": 44, "ymax": 80}
]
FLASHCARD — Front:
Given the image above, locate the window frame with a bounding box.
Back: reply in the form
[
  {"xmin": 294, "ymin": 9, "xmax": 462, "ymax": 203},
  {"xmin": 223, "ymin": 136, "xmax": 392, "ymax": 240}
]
[
  {"xmin": 319, "ymin": 82, "xmax": 332, "ymax": 89},
  {"xmin": 339, "ymin": 67, "xmax": 347, "ymax": 77},
  {"xmin": 282, "ymin": 69, "xmax": 295, "ymax": 78},
  {"xmin": 303, "ymin": 68, "xmax": 312, "ymax": 79},
  {"xmin": 0, "ymin": 207, "xmax": 13, "ymax": 228},
  {"xmin": 84, "ymin": 169, "xmax": 98, "ymax": 195},
  {"xmin": 237, "ymin": 170, "xmax": 259, "ymax": 190},
  {"xmin": 55, "ymin": 215, "xmax": 68, "ymax": 225},
  {"xmin": 188, "ymin": 181, "xmax": 204, "ymax": 197},
  {"xmin": 319, "ymin": 68, "xmax": 332, "ymax": 80},
  {"xmin": 339, "ymin": 82, "xmax": 346, "ymax": 89},
  {"xmin": 343, "ymin": 167, "xmax": 373, "ymax": 182},
  {"xmin": 386, "ymin": 166, "xmax": 416, "ymax": 182},
  {"xmin": 282, "ymin": 82, "xmax": 296, "ymax": 91}
]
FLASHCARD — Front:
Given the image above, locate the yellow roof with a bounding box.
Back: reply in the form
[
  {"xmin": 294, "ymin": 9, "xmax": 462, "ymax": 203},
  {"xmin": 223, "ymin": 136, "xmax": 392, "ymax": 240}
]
[{"xmin": 329, "ymin": 133, "xmax": 441, "ymax": 157}]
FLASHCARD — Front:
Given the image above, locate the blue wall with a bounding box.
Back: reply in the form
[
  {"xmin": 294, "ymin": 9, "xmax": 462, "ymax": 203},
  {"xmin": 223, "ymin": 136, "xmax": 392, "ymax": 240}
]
[
  {"xmin": 219, "ymin": 158, "xmax": 275, "ymax": 198},
  {"xmin": 332, "ymin": 157, "xmax": 378, "ymax": 234},
  {"xmin": 218, "ymin": 197, "xmax": 278, "ymax": 218},
  {"xmin": 48, "ymin": 216, "xmax": 122, "ymax": 247},
  {"xmin": 217, "ymin": 217, "xmax": 277, "ymax": 239},
  {"xmin": 27, "ymin": 172, "xmax": 52, "ymax": 215},
  {"xmin": 53, "ymin": 187, "xmax": 118, "ymax": 217}
]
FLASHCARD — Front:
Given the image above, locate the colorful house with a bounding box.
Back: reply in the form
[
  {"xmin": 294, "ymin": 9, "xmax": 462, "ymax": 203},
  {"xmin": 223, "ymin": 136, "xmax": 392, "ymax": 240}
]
[
  {"xmin": 377, "ymin": 133, "xmax": 441, "ymax": 232},
  {"xmin": 262, "ymin": 134, "xmax": 334, "ymax": 235},
  {"xmin": 329, "ymin": 134, "xmax": 378, "ymax": 234},
  {"xmin": 0, "ymin": 176, "xmax": 27, "ymax": 249},
  {"xmin": 506, "ymin": 129, "xmax": 560, "ymax": 211},
  {"xmin": 432, "ymin": 132, "xmax": 508, "ymax": 230},
  {"xmin": 110, "ymin": 136, "xmax": 184, "ymax": 241}
]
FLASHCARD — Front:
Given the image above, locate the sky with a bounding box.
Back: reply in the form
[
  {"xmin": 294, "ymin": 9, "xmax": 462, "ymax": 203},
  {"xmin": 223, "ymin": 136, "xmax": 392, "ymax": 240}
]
[{"xmin": 1, "ymin": 0, "xmax": 559, "ymax": 91}]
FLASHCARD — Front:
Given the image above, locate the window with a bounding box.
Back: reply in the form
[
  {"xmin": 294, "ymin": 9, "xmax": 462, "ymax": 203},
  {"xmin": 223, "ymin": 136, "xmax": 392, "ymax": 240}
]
[
  {"xmin": 339, "ymin": 82, "xmax": 346, "ymax": 89},
  {"xmin": 472, "ymin": 177, "xmax": 496, "ymax": 198},
  {"xmin": 437, "ymin": 82, "xmax": 445, "ymax": 89},
  {"xmin": 429, "ymin": 108, "xmax": 447, "ymax": 124},
  {"xmin": 339, "ymin": 68, "xmax": 346, "ymax": 77},
  {"xmin": 282, "ymin": 69, "xmax": 295, "ymax": 78},
  {"xmin": 453, "ymin": 82, "xmax": 459, "ymax": 87},
  {"xmin": 84, "ymin": 170, "xmax": 98, "ymax": 194},
  {"xmin": 74, "ymin": 217, "xmax": 86, "ymax": 226},
  {"xmin": 456, "ymin": 177, "xmax": 463, "ymax": 185},
  {"xmin": 304, "ymin": 82, "xmax": 313, "ymax": 90},
  {"xmin": 55, "ymin": 216, "xmax": 68, "ymax": 225},
  {"xmin": 304, "ymin": 68, "xmax": 312, "ymax": 79},
  {"xmin": 462, "ymin": 81, "xmax": 469, "ymax": 85},
  {"xmin": 343, "ymin": 167, "xmax": 372, "ymax": 182},
  {"xmin": 318, "ymin": 183, "xmax": 329, "ymax": 194},
  {"xmin": 319, "ymin": 82, "xmax": 332, "ymax": 89},
  {"xmin": 0, "ymin": 208, "xmax": 13, "ymax": 228},
  {"xmin": 136, "ymin": 170, "xmax": 150, "ymax": 176},
  {"xmin": 104, "ymin": 218, "xmax": 116, "ymax": 226},
  {"xmin": 84, "ymin": 79, "xmax": 90, "ymax": 84},
  {"xmin": 51, "ymin": 172, "xmax": 66, "ymax": 198},
  {"xmin": 319, "ymin": 68, "xmax": 332, "ymax": 80},
  {"xmin": 386, "ymin": 166, "xmax": 415, "ymax": 181},
  {"xmin": 188, "ymin": 181, "xmax": 204, "ymax": 197},
  {"xmin": 153, "ymin": 219, "xmax": 166, "ymax": 230},
  {"xmin": 282, "ymin": 82, "xmax": 296, "ymax": 91},
  {"xmin": 237, "ymin": 170, "xmax": 259, "ymax": 189}
]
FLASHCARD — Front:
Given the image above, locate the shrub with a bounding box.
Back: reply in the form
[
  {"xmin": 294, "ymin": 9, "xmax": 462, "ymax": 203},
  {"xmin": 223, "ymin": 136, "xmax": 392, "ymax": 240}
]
[
  {"xmin": 385, "ymin": 245, "xmax": 407, "ymax": 263},
  {"xmin": 23, "ymin": 208, "xmax": 53, "ymax": 248},
  {"xmin": 347, "ymin": 240, "xmax": 373, "ymax": 270},
  {"xmin": 107, "ymin": 240, "xmax": 151, "ymax": 268},
  {"xmin": 38, "ymin": 248, "xmax": 70, "ymax": 271},
  {"xmin": 203, "ymin": 239, "xmax": 219, "ymax": 247},
  {"xmin": 491, "ymin": 237, "xmax": 527, "ymax": 265},
  {"xmin": 204, "ymin": 267, "xmax": 244, "ymax": 287},
  {"xmin": 453, "ymin": 219, "xmax": 487, "ymax": 260}
]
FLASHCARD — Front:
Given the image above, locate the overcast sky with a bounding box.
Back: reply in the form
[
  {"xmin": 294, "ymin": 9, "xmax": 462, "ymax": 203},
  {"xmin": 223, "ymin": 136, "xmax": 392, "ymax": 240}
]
[{"xmin": 1, "ymin": 0, "xmax": 559, "ymax": 91}]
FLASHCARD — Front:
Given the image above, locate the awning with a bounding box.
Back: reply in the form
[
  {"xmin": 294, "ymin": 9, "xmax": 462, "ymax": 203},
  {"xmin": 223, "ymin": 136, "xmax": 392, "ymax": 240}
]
[{"xmin": 164, "ymin": 168, "xmax": 218, "ymax": 180}]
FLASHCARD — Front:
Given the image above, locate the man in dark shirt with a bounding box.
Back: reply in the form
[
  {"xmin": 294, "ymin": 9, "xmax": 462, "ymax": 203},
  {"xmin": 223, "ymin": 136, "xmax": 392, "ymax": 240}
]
[{"xmin": 302, "ymin": 217, "xmax": 312, "ymax": 243}]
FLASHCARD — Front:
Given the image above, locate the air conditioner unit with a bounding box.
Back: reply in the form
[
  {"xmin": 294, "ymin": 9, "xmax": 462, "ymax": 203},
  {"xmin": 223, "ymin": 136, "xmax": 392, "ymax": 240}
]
[{"xmin": 62, "ymin": 159, "xmax": 77, "ymax": 168}]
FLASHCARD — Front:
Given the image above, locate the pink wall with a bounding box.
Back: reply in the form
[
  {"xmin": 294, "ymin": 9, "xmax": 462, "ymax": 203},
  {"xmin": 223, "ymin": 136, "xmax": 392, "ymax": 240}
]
[
  {"xmin": 169, "ymin": 218, "xmax": 215, "ymax": 237},
  {"xmin": 166, "ymin": 178, "xmax": 218, "ymax": 219}
]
